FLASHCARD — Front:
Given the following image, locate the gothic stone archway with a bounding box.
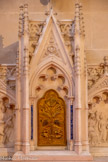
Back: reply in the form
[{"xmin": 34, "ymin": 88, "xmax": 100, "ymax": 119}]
[{"xmin": 37, "ymin": 89, "xmax": 66, "ymax": 146}]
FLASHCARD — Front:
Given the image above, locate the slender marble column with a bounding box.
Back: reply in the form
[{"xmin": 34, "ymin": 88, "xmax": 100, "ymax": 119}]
[
  {"xmin": 15, "ymin": 5, "xmax": 23, "ymax": 151},
  {"xmin": 74, "ymin": 2, "xmax": 82, "ymax": 154},
  {"xmin": 74, "ymin": 50, "xmax": 82, "ymax": 154},
  {"xmin": 84, "ymin": 54, "xmax": 89, "ymax": 152},
  {"xmin": 22, "ymin": 4, "xmax": 30, "ymax": 154}
]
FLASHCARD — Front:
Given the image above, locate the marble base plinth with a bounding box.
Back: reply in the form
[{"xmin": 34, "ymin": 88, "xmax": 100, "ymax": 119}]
[
  {"xmin": 0, "ymin": 148, "xmax": 14, "ymax": 156},
  {"xmin": 13, "ymin": 150, "xmax": 93, "ymax": 161},
  {"xmin": 90, "ymin": 147, "xmax": 108, "ymax": 156}
]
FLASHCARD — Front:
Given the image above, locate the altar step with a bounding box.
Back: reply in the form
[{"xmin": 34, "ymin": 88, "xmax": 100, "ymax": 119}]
[{"xmin": 13, "ymin": 150, "xmax": 93, "ymax": 161}]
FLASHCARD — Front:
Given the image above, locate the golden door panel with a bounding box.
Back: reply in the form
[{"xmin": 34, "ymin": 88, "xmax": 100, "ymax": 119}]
[{"xmin": 37, "ymin": 89, "xmax": 66, "ymax": 146}]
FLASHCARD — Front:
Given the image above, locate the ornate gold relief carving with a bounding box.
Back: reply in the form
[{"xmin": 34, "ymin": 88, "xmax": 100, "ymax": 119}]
[{"xmin": 37, "ymin": 89, "xmax": 66, "ymax": 146}]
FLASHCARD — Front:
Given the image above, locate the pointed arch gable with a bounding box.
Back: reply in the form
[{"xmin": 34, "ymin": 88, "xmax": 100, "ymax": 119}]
[{"xmin": 29, "ymin": 11, "xmax": 72, "ymax": 79}]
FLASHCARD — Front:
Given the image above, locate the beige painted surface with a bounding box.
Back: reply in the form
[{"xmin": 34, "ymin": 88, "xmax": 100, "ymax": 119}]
[{"xmin": 0, "ymin": 0, "xmax": 108, "ymax": 64}]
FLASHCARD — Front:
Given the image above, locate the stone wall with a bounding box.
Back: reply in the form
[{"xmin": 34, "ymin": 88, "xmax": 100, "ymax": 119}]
[{"xmin": 0, "ymin": 0, "xmax": 108, "ymax": 64}]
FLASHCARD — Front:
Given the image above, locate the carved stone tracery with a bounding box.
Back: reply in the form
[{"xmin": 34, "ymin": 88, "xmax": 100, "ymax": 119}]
[
  {"xmin": 35, "ymin": 66, "xmax": 69, "ymax": 98},
  {"xmin": 58, "ymin": 21, "xmax": 74, "ymax": 55},
  {"xmin": 42, "ymin": 32, "xmax": 60, "ymax": 59},
  {"xmin": 29, "ymin": 21, "xmax": 45, "ymax": 62}
]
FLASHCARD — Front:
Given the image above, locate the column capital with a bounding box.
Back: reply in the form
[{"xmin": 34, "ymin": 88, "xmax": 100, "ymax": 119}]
[{"xmin": 65, "ymin": 95, "xmax": 75, "ymax": 103}]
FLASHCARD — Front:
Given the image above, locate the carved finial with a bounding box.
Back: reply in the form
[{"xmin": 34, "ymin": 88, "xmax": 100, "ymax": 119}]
[
  {"xmin": 16, "ymin": 49, "xmax": 19, "ymax": 77},
  {"xmin": 79, "ymin": 3, "xmax": 85, "ymax": 37},
  {"xmin": 24, "ymin": 4, "xmax": 29, "ymax": 35},
  {"xmin": 18, "ymin": 5, "xmax": 24, "ymax": 37},
  {"xmin": 75, "ymin": 45, "xmax": 81, "ymax": 75},
  {"xmin": 104, "ymin": 56, "xmax": 108, "ymax": 75},
  {"xmin": 84, "ymin": 51, "xmax": 87, "ymax": 75},
  {"xmin": 74, "ymin": 1, "xmax": 80, "ymax": 36}
]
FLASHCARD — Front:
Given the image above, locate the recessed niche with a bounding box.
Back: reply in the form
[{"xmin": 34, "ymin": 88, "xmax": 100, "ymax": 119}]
[
  {"xmin": 46, "ymin": 67, "xmax": 56, "ymax": 76},
  {"xmin": 102, "ymin": 92, "xmax": 108, "ymax": 103},
  {"xmin": 63, "ymin": 87, "xmax": 68, "ymax": 95},
  {"xmin": 88, "ymin": 103, "xmax": 92, "ymax": 109},
  {"xmin": 39, "ymin": 75, "xmax": 47, "ymax": 83},
  {"xmin": 36, "ymin": 86, "xmax": 41, "ymax": 92},
  {"xmin": 58, "ymin": 75, "xmax": 65, "ymax": 85},
  {"xmin": 93, "ymin": 96, "xmax": 101, "ymax": 104}
]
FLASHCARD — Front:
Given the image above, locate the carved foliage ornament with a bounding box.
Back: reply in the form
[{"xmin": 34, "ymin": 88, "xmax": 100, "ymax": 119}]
[
  {"xmin": 58, "ymin": 21, "xmax": 74, "ymax": 54},
  {"xmin": 87, "ymin": 66, "xmax": 104, "ymax": 89},
  {"xmin": 88, "ymin": 56, "xmax": 108, "ymax": 89},
  {"xmin": 29, "ymin": 21, "xmax": 44, "ymax": 62},
  {"xmin": 37, "ymin": 89, "xmax": 66, "ymax": 146}
]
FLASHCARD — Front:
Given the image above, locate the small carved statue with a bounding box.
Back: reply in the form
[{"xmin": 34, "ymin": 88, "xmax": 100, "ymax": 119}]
[
  {"xmin": 3, "ymin": 103, "xmax": 15, "ymax": 147},
  {"xmin": 106, "ymin": 118, "xmax": 108, "ymax": 141},
  {"xmin": 98, "ymin": 113, "xmax": 107, "ymax": 142},
  {"xmin": 88, "ymin": 113, "xmax": 98, "ymax": 145}
]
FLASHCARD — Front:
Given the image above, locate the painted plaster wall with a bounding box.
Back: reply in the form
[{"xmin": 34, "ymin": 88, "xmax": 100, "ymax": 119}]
[{"xmin": 0, "ymin": 0, "xmax": 108, "ymax": 64}]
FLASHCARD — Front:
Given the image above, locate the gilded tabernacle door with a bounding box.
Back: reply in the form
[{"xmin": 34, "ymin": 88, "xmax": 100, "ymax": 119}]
[{"xmin": 37, "ymin": 89, "xmax": 66, "ymax": 146}]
